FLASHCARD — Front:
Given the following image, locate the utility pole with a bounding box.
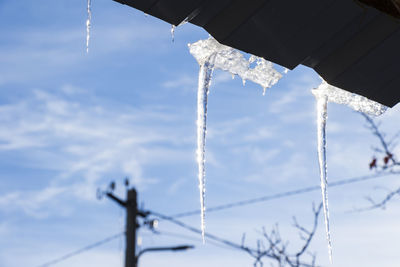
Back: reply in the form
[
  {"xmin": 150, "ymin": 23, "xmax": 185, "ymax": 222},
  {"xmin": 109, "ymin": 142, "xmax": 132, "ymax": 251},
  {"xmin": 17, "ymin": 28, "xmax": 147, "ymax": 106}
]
[
  {"xmin": 125, "ymin": 188, "xmax": 137, "ymax": 267},
  {"xmin": 105, "ymin": 186, "xmax": 141, "ymax": 267},
  {"xmin": 100, "ymin": 181, "xmax": 194, "ymax": 267}
]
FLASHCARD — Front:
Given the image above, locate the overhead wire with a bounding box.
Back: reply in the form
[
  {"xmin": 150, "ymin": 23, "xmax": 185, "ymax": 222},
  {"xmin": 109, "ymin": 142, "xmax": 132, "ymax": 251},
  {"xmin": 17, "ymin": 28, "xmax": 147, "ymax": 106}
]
[
  {"xmin": 147, "ymin": 172, "xmax": 397, "ymax": 263},
  {"xmin": 35, "ymin": 232, "xmax": 124, "ymax": 267},
  {"xmin": 149, "ymin": 210, "xmax": 255, "ymax": 253},
  {"xmin": 169, "ymin": 172, "xmax": 396, "ymax": 218},
  {"xmin": 34, "ymin": 172, "xmax": 397, "ymax": 267}
]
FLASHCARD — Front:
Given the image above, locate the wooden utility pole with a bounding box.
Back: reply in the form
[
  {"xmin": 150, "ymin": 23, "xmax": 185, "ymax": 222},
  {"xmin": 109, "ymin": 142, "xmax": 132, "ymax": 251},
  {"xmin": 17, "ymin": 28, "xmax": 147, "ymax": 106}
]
[
  {"xmin": 105, "ymin": 187, "xmax": 138, "ymax": 267},
  {"xmin": 103, "ymin": 184, "xmax": 193, "ymax": 267},
  {"xmin": 125, "ymin": 188, "xmax": 137, "ymax": 267}
]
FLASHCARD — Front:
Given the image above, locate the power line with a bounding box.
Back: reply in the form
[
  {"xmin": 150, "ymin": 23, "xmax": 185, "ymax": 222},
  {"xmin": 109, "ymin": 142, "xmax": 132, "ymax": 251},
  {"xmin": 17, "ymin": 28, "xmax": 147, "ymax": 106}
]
[
  {"xmin": 149, "ymin": 210, "xmax": 253, "ymax": 253},
  {"xmin": 149, "ymin": 208, "xmax": 328, "ymax": 267},
  {"xmin": 35, "ymin": 232, "xmax": 124, "ymax": 267},
  {"xmin": 32, "ymin": 172, "xmax": 398, "ymax": 267},
  {"xmin": 170, "ymin": 172, "xmax": 397, "ymax": 218},
  {"xmin": 154, "ymin": 229, "xmax": 237, "ymax": 251}
]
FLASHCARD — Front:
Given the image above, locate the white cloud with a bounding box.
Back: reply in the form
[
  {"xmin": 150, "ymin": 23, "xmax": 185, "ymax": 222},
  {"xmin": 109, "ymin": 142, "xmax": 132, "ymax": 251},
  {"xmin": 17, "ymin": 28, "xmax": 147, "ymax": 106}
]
[
  {"xmin": 242, "ymin": 151, "xmax": 312, "ymax": 185},
  {"xmin": 0, "ymin": 87, "xmax": 192, "ymax": 216},
  {"xmin": 0, "ymin": 19, "xmax": 168, "ymax": 85},
  {"xmin": 243, "ymin": 126, "xmax": 275, "ymax": 142},
  {"xmin": 268, "ymin": 72, "xmax": 318, "ymax": 114},
  {"xmin": 167, "ymin": 177, "xmax": 187, "ymax": 195},
  {"xmin": 0, "ymin": 186, "xmax": 68, "ymax": 218},
  {"xmin": 212, "ymin": 71, "xmax": 235, "ymax": 85},
  {"xmin": 207, "ymin": 117, "xmax": 252, "ymax": 140},
  {"xmin": 162, "ymin": 74, "xmax": 196, "ymax": 90},
  {"xmin": 61, "ymin": 84, "xmax": 87, "ymax": 95}
]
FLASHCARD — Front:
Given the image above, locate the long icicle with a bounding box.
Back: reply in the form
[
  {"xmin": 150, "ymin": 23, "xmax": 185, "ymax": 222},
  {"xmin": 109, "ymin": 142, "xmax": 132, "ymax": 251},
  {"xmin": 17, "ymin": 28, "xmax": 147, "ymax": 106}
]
[
  {"xmin": 316, "ymin": 94, "xmax": 333, "ymax": 262},
  {"xmin": 311, "ymin": 79, "xmax": 389, "ymax": 263},
  {"xmin": 86, "ymin": 0, "xmax": 92, "ymax": 53},
  {"xmin": 196, "ymin": 58, "xmax": 214, "ymax": 243}
]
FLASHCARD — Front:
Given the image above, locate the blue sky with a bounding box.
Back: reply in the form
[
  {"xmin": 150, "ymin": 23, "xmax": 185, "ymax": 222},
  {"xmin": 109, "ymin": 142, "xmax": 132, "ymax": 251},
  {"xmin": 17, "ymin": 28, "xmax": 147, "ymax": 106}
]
[{"xmin": 1, "ymin": 1, "xmax": 400, "ymax": 267}]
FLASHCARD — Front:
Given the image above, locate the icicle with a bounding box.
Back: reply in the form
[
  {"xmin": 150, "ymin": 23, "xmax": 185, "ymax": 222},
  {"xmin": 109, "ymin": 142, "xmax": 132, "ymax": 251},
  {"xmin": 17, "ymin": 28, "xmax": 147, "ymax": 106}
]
[
  {"xmin": 170, "ymin": 17, "xmax": 192, "ymax": 43},
  {"xmin": 196, "ymin": 56, "xmax": 215, "ymax": 242},
  {"xmin": 171, "ymin": 25, "xmax": 176, "ymax": 42},
  {"xmin": 177, "ymin": 17, "xmax": 189, "ymax": 27},
  {"xmin": 283, "ymin": 68, "xmax": 289, "ymax": 74},
  {"xmin": 179, "ymin": 8, "xmax": 201, "ymax": 26},
  {"xmin": 314, "ymin": 91, "xmax": 333, "ymax": 262},
  {"xmin": 311, "ymin": 79, "xmax": 388, "ymax": 262},
  {"xmin": 189, "ymin": 37, "xmax": 284, "ymax": 242},
  {"xmin": 262, "ymin": 87, "xmax": 267, "ymax": 96},
  {"xmin": 242, "ymin": 79, "xmax": 246, "ymax": 86},
  {"xmin": 86, "ymin": 0, "xmax": 92, "ymax": 53}
]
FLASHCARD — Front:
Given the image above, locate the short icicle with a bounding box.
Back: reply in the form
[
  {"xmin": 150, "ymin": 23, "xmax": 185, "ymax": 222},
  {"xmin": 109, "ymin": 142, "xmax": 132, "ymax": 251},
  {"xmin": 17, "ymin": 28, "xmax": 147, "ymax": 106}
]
[
  {"xmin": 86, "ymin": 0, "xmax": 92, "ymax": 53},
  {"xmin": 315, "ymin": 92, "xmax": 333, "ymax": 263},
  {"xmin": 171, "ymin": 25, "xmax": 176, "ymax": 42},
  {"xmin": 196, "ymin": 56, "xmax": 215, "ymax": 243}
]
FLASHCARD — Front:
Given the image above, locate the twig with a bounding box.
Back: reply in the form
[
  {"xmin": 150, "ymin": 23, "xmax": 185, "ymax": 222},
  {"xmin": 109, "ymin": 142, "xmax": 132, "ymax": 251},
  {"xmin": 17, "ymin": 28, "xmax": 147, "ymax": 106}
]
[{"xmin": 243, "ymin": 204, "xmax": 322, "ymax": 267}]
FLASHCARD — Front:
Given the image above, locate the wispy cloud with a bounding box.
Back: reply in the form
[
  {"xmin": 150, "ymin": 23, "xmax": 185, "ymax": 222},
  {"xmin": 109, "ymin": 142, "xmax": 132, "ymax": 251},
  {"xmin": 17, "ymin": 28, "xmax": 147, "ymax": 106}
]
[
  {"xmin": 162, "ymin": 74, "xmax": 196, "ymax": 92},
  {"xmin": 207, "ymin": 117, "xmax": 252, "ymax": 140},
  {"xmin": 0, "ymin": 186, "xmax": 68, "ymax": 218},
  {"xmin": 0, "ymin": 87, "xmax": 192, "ymax": 216},
  {"xmin": 243, "ymin": 126, "xmax": 275, "ymax": 142},
  {"xmin": 0, "ymin": 19, "xmax": 168, "ymax": 86},
  {"xmin": 242, "ymin": 151, "xmax": 312, "ymax": 185}
]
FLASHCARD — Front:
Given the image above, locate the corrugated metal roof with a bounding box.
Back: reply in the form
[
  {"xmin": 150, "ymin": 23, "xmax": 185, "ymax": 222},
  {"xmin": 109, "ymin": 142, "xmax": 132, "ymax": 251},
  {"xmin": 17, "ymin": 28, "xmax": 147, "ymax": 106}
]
[{"xmin": 114, "ymin": 0, "xmax": 400, "ymax": 107}]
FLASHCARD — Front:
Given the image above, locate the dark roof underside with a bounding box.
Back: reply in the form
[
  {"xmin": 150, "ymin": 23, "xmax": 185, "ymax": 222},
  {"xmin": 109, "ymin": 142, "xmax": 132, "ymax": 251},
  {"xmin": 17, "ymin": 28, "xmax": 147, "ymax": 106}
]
[{"xmin": 114, "ymin": 0, "xmax": 400, "ymax": 107}]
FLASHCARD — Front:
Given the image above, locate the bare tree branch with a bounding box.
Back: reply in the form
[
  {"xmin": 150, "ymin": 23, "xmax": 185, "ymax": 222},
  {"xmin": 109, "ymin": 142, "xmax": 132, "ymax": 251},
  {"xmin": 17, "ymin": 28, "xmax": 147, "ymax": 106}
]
[
  {"xmin": 241, "ymin": 203, "xmax": 322, "ymax": 267},
  {"xmin": 359, "ymin": 113, "xmax": 400, "ymax": 210}
]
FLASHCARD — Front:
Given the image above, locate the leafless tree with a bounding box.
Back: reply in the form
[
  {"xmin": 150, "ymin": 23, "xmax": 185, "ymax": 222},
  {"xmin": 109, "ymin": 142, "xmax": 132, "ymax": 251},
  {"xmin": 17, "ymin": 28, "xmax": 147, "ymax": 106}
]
[
  {"xmin": 361, "ymin": 113, "xmax": 400, "ymax": 209},
  {"xmin": 240, "ymin": 203, "xmax": 322, "ymax": 267}
]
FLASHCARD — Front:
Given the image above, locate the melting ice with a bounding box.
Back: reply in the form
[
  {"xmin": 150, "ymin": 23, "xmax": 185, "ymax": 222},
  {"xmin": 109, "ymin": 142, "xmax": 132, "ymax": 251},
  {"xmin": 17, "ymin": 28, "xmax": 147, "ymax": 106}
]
[
  {"xmin": 189, "ymin": 38, "xmax": 283, "ymax": 90},
  {"xmin": 189, "ymin": 37, "xmax": 283, "ymax": 240},
  {"xmin": 312, "ymin": 80, "xmax": 388, "ymax": 261},
  {"xmin": 86, "ymin": 0, "xmax": 92, "ymax": 53},
  {"xmin": 312, "ymin": 81, "xmax": 387, "ymax": 116}
]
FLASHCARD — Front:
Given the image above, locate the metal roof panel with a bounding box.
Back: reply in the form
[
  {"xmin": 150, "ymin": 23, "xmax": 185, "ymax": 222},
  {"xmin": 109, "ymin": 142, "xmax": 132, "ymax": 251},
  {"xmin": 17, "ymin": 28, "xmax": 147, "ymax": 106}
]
[{"xmin": 112, "ymin": 0, "xmax": 400, "ymax": 107}]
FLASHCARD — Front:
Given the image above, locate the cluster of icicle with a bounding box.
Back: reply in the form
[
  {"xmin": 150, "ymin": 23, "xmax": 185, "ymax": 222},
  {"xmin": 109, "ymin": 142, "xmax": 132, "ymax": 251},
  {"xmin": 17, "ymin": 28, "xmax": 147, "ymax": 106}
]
[
  {"xmin": 312, "ymin": 80, "xmax": 387, "ymax": 262},
  {"xmin": 188, "ymin": 37, "xmax": 283, "ymax": 242},
  {"xmin": 189, "ymin": 37, "xmax": 283, "ymax": 91},
  {"xmin": 81, "ymin": 7, "xmax": 391, "ymax": 259}
]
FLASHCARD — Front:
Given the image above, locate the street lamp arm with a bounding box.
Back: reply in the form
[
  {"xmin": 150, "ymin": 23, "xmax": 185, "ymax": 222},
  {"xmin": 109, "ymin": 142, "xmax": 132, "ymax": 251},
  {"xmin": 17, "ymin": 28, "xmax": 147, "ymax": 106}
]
[{"xmin": 136, "ymin": 245, "xmax": 195, "ymax": 263}]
